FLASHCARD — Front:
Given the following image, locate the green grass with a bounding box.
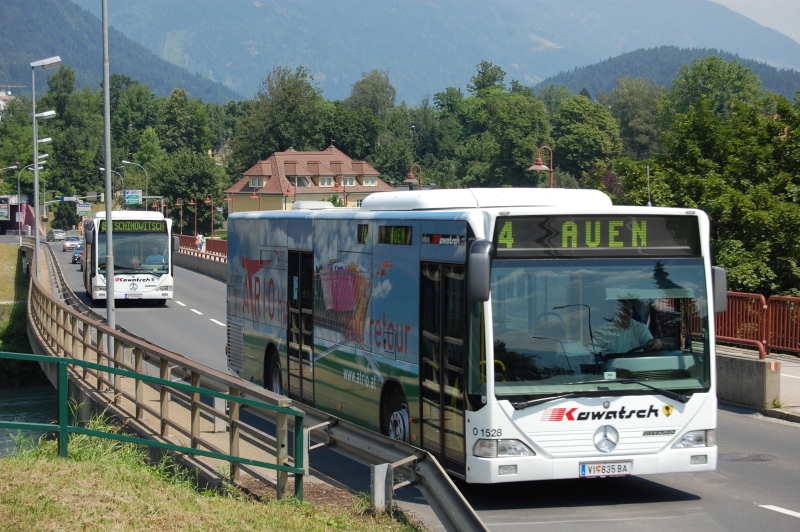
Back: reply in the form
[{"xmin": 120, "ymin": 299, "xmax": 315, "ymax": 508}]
[{"xmin": 1, "ymin": 409, "xmax": 423, "ymax": 531}]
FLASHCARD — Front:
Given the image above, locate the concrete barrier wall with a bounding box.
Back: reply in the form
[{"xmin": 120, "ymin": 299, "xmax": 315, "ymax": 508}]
[
  {"xmin": 717, "ymin": 353, "xmax": 780, "ymax": 411},
  {"xmin": 174, "ymin": 250, "xmax": 226, "ymax": 281}
]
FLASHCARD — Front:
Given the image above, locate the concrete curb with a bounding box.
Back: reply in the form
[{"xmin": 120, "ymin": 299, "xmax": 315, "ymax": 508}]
[{"xmin": 763, "ymin": 408, "xmax": 800, "ymax": 424}]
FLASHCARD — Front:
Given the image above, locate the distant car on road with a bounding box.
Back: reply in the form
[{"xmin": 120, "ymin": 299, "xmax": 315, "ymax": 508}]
[
  {"xmin": 47, "ymin": 229, "xmax": 65, "ymax": 242},
  {"xmin": 72, "ymin": 245, "xmax": 83, "ymax": 267},
  {"xmin": 62, "ymin": 235, "xmax": 82, "ymax": 251}
]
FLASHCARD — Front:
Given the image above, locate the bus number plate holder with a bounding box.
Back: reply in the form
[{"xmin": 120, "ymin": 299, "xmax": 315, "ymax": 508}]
[
  {"xmin": 580, "ymin": 461, "xmax": 632, "ymax": 478},
  {"xmin": 125, "ymin": 294, "xmax": 142, "ymax": 299}
]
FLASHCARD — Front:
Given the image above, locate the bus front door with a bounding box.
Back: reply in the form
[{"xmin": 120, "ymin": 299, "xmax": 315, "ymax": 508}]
[
  {"xmin": 420, "ymin": 263, "xmax": 466, "ymax": 475},
  {"xmin": 287, "ymin": 251, "xmax": 315, "ymax": 406}
]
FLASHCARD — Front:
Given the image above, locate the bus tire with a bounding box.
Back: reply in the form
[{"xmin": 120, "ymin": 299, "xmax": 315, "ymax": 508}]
[
  {"xmin": 265, "ymin": 350, "xmax": 282, "ymax": 394},
  {"xmin": 384, "ymin": 392, "xmax": 410, "ymax": 443}
]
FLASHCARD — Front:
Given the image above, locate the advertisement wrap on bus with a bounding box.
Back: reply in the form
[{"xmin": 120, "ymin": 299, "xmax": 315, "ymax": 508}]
[
  {"xmin": 225, "ymin": 189, "xmax": 726, "ymax": 483},
  {"xmin": 83, "ymin": 211, "xmax": 174, "ymax": 304}
]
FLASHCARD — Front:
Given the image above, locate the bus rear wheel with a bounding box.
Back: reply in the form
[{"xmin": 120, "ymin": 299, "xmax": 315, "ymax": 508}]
[
  {"xmin": 384, "ymin": 393, "xmax": 410, "ymax": 443},
  {"xmin": 265, "ymin": 354, "xmax": 282, "ymax": 394}
]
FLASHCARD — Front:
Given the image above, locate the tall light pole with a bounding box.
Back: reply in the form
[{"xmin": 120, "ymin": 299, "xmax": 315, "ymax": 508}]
[
  {"xmin": 121, "ymin": 160, "xmax": 148, "ymax": 209},
  {"xmin": 16, "ymin": 164, "xmax": 39, "ymax": 245},
  {"xmin": 30, "ymin": 56, "xmax": 62, "ymax": 258},
  {"xmin": 99, "ymin": 167, "xmax": 124, "ymax": 208},
  {"xmin": 101, "ymin": 0, "xmax": 116, "ymax": 359},
  {"xmin": 204, "ymin": 194, "xmax": 214, "ymax": 237},
  {"xmin": 175, "ymin": 198, "xmax": 183, "ymax": 235},
  {"xmin": 188, "ymin": 197, "xmax": 197, "ymax": 235},
  {"xmin": 528, "ymin": 146, "xmax": 554, "ymax": 188}
]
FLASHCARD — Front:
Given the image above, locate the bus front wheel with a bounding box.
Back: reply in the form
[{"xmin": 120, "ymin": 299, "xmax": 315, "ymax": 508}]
[
  {"xmin": 384, "ymin": 393, "xmax": 410, "ymax": 443},
  {"xmin": 265, "ymin": 353, "xmax": 282, "ymax": 394}
]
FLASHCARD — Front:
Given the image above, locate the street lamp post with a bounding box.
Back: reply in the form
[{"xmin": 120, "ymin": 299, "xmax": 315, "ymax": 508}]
[
  {"xmin": 175, "ymin": 198, "xmax": 183, "ymax": 235},
  {"xmin": 188, "ymin": 197, "xmax": 197, "ymax": 235},
  {"xmin": 204, "ymin": 194, "xmax": 214, "ymax": 238},
  {"xmin": 121, "ymin": 160, "xmax": 148, "ymax": 209},
  {"xmin": 30, "ymin": 56, "xmax": 62, "ymax": 256},
  {"xmin": 528, "ymin": 146, "xmax": 554, "ymax": 188},
  {"xmin": 1, "ymin": 165, "xmax": 19, "ymax": 243},
  {"xmin": 99, "ymin": 167, "xmax": 125, "ymax": 208},
  {"xmin": 407, "ymin": 164, "xmax": 423, "ymax": 190},
  {"xmin": 16, "ymin": 165, "xmax": 36, "ymax": 245}
]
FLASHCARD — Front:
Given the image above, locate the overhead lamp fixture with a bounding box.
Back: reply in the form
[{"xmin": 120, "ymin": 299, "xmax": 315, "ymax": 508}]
[
  {"xmin": 30, "ymin": 56, "xmax": 62, "ymax": 70},
  {"xmin": 38, "ymin": 153, "xmax": 48, "ymax": 160},
  {"xmin": 37, "ymin": 137, "xmax": 52, "ymax": 145},
  {"xmin": 34, "ymin": 110, "xmax": 56, "ymax": 120}
]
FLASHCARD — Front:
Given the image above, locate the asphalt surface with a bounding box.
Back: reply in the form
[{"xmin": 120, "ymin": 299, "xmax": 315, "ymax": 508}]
[{"xmin": 44, "ymin": 241, "xmax": 800, "ymax": 531}]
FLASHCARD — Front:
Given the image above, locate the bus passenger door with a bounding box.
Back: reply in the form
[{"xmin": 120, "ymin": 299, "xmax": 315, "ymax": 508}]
[
  {"xmin": 287, "ymin": 251, "xmax": 315, "ymax": 405},
  {"xmin": 420, "ymin": 262, "xmax": 466, "ymax": 475}
]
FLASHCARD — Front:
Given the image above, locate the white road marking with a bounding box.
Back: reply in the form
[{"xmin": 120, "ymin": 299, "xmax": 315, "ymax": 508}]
[
  {"xmin": 190, "ymin": 309, "xmax": 203, "ymax": 315},
  {"xmin": 175, "ymin": 301, "xmax": 186, "ymax": 306},
  {"xmin": 760, "ymin": 505, "xmax": 800, "ymax": 519},
  {"xmin": 782, "ymin": 374, "xmax": 800, "ymax": 379},
  {"xmin": 210, "ymin": 319, "xmax": 225, "ymax": 326},
  {"xmin": 486, "ymin": 515, "xmax": 677, "ymax": 526}
]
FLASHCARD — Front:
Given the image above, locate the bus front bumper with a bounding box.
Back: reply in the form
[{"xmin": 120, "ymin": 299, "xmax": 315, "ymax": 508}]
[{"xmin": 466, "ymin": 446, "xmax": 717, "ymax": 483}]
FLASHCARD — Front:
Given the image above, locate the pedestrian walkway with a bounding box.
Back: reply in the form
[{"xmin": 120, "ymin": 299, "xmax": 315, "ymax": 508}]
[{"xmin": 717, "ymin": 344, "xmax": 800, "ymax": 423}]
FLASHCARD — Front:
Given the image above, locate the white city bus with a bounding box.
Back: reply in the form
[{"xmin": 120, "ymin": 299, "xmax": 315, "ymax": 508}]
[
  {"xmin": 225, "ymin": 188, "xmax": 726, "ymax": 483},
  {"xmin": 83, "ymin": 211, "xmax": 174, "ymax": 304}
]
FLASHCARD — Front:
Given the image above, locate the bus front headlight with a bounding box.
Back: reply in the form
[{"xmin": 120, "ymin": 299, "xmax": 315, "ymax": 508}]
[
  {"xmin": 672, "ymin": 429, "xmax": 715, "ymax": 448},
  {"xmin": 473, "ymin": 439, "xmax": 535, "ymax": 457}
]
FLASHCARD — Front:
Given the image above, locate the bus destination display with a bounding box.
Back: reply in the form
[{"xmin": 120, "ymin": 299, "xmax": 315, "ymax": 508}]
[
  {"xmin": 493, "ymin": 215, "xmax": 700, "ymax": 257},
  {"xmin": 99, "ymin": 220, "xmax": 166, "ymax": 233}
]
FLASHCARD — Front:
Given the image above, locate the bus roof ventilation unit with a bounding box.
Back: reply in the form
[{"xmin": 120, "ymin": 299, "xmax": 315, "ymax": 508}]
[
  {"xmin": 359, "ymin": 188, "xmax": 612, "ymax": 211},
  {"xmin": 291, "ymin": 201, "xmax": 336, "ymax": 210}
]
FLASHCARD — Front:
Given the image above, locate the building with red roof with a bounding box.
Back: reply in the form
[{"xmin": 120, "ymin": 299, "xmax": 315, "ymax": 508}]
[{"xmin": 224, "ymin": 146, "xmax": 393, "ymax": 213}]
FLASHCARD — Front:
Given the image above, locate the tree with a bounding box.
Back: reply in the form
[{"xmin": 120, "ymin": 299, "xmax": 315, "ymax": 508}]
[
  {"xmin": 111, "ymin": 80, "xmax": 159, "ymax": 157},
  {"xmin": 157, "ymin": 88, "xmax": 213, "ymax": 154},
  {"xmin": 467, "ymin": 61, "xmax": 506, "ymax": 95},
  {"xmin": 552, "ymin": 95, "xmax": 622, "ymax": 178},
  {"xmin": 135, "ymin": 127, "xmax": 166, "ymax": 167},
  {"xmin": 598, "ymin": 77, "xmax": 664, "ymax": 159},
  {"xmin": 230, "ymin": 65, "xmax": 327, "ymax": 175},
  {"xmin": 345, "ymin": 69, "xmax": 396, "ymax": 119},
  {"xmin": 536, "ymin": 84, "xmax": 573, "ymax": 124}
]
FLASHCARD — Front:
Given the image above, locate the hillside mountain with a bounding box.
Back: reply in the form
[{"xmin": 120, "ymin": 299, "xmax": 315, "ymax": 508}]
[
  {"xmin": 0, "ymin": 0, "xmax": 240, "ymax": 103},
  {"xmin": 72, "ymin": 0, "xmax": 800, "ymax": 103},
  {"xmin": 536, "ymin": 46, "xmax": 800, "ymax": 98}
]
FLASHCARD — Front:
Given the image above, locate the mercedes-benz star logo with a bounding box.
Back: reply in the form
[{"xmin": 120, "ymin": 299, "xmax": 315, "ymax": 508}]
[
  {"xmin": 129, "ymin": 283, "xmax": 138, "ymax": 292},
  {"xmin": 593, "ymin": 425, "xmax": 619, "ymax": 453}
]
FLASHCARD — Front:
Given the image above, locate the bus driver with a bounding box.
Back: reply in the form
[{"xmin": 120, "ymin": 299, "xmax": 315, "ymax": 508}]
[
  {"xmin": 597, "ymin": 299, "xmax": 662, "ymax": 353},
  {"xmin": 146, "ymin": 247, "xmax": 165, "ymax": 263}
]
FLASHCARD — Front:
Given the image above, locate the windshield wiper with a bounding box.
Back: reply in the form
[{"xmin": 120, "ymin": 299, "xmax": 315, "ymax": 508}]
[
  {"xmin": 563, "ymin": 379, "xmax": 691, "ymax": 403},
  {"xmin": 512, "ymin": 392, "xmax": 584, "ymax": 410}
]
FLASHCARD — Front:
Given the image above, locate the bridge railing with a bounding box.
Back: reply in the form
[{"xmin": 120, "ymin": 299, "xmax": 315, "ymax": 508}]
[
  {"xmin": 0, "ymin": 351, "xmax": 305, "ymax": 497},
  {"xmin": 24, "ymin": 239, "xmax": 305, "ymax": 499}
]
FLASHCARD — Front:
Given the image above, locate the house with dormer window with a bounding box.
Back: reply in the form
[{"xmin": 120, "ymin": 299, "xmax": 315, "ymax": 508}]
[{"xmin": 224, "ymin": 146, "xmax": 393, "ymax": 213}]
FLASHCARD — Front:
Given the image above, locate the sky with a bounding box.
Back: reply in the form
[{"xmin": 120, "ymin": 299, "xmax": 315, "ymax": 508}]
[{"xmin": 710, "ymin": 0, "xmax": 800, "ymax": 44}]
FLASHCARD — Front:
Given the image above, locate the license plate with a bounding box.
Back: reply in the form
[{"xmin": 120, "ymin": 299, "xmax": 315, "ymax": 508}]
[
  {"xmin": 125, "ymin": 294, "xmax": 142, "ymax": 299},
  {"xmin": 580, "ymin": 461, "xmax": 632, "ymax": 478}
]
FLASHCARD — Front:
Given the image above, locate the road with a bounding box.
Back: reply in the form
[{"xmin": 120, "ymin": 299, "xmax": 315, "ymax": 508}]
[{"xmin": 46, "ymin": 241, "xmax": 800, "ymax": 531}]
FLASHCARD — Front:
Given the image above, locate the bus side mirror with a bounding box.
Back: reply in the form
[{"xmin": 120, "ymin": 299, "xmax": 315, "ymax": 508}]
[
  {"xmin": 712, "ymin": 266, "xmax": 727, "ymax": 314},
  {"xmin": 468, "ymin": 239, "xmax": 492, "ymax": 302},
  {"xmin": 172, "ymin": 235, "xmax": 180, "ymax": 252}
]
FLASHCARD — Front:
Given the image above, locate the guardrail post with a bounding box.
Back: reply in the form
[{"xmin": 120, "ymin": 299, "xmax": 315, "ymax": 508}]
[
  {"xmin": 213, "ymin": 397, "xmax": 225, "ymax": 432},
  {"xmin": 190, "ymin": 371, "xmax": 200, "ymax": 448},
  {"xmin": 58, "ymin": 360, "xmax": 69, "ymax": 458},
  {"xmin": 134, "ymin": 347, "xmax": 144, "ymax": 420},
  {"xmin": 276, "ymin": 411, "xmax": 288, "ymax": 500},
  {"xmin": 96, "ymin": 331, "xmax": 105, "ymax": 391},
  {"xmin": 81, "ymin": 323, "xmax": 90, "ymax": 379},
  {"xmin": 160, "ymin": 358, "xmax": 170, "ymax": 437},
  {"xmin": 70, "ymin": 315, "xmax": 79, "ymax": 358},
  {"xmin": 57, "ymin": 308, "xmax": 65, "ymax": 355},
  {"xmin": 228, "ymin": 387, "xmax": 240, "ymax": 484},
  {"xmin": 295, "ymin": 415, "xmax": 305, "ymax": 500},
  {"xmin": 113, "ymin": 337, "xmax": 122, "ymax": 404},
  {"xmin": 370, "ymin": 463, "xmax": 393, "ymax": 514}
]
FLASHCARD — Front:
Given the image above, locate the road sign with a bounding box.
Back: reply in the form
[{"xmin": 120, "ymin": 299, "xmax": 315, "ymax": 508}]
[
  {"xmin": 125, "ymin": 189, "xmax": 142, "ymax": 205},
  {"xmin": 76, "ymin": 203, "xmax": 92, "ymax": 215},
  {"xmin": 16, "ymin": 212, "xmax": 24, "ymax": 222},
  {"xmin": 60, "ymin": 196, "xmax": 78, "ymax": 202}
]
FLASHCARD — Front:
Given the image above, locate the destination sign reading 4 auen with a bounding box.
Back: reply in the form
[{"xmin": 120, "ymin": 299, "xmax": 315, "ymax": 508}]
[
  {"xmin": 493, "ymin": 215, "xmax": 701, "ymax": 257},
  {"xmin": 99, "ymin": 220, "xmax": 166, "ymax": 233}
]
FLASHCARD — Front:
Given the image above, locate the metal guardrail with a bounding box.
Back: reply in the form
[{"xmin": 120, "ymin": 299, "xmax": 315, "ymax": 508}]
[
  {"xmin": 23, "ymin": 237, "xmax": 306, "ymax": 500},
  {"xmin": 26, "ymin": 237, "xmax": 488, "ymax": 531},
  {"xmin": 0, "ymin": 351, "xmax": 305, "ymax": 490}
]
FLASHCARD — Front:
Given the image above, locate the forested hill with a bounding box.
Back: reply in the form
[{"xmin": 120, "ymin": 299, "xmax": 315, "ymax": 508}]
[
  {"xmin": 72, "ymin": 0, "xmax": 800, "ymax": 103},
  {"xmin": 0, "ymin": 0, "xmax": 240, "ymax": 103},
  {"xmin": 535, "ymin": 47, "xmax": 800, "ymax": 98}
]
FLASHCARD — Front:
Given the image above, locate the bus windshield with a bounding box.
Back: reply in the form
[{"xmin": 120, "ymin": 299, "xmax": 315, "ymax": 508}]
[
  {"xmin": 490, "ymin": 258, "xmax": 709, "ymax": 400},
  {"xmin": 98, "ymin": 232, "xmax": 170, "ymax": 275}
]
